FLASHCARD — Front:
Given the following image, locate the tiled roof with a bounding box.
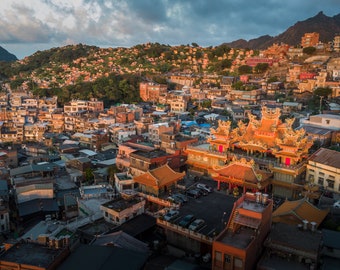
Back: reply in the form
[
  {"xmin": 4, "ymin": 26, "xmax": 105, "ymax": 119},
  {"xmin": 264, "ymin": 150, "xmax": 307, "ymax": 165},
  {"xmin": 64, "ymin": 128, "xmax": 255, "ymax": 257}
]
[
  {"xmin": 272, "ymin": 198, "xmax": 329, "ymax": 228},
  {"xmin": 308, "ymin": 147, "xmax": 340, "ymax": 169},
  {"xmin": 133, "ymin": 164, "xmax": 185, "ymax": 188},
  {"xmin": 215, "ymin": 163, "xmax": 259, "ymax": 183}
]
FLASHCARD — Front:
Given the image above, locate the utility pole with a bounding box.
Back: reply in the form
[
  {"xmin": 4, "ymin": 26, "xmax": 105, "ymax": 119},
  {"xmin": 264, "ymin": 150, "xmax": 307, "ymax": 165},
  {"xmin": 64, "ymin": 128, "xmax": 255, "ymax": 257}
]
[{"xmin": 319, "ymin": 96, "xmax": 324, "ymax": 114}]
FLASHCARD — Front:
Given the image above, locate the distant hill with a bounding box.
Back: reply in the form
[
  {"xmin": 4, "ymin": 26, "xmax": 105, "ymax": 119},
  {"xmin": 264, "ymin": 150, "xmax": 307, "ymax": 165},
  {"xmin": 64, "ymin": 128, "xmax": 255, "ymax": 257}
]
[
  {"xmin": 0, "ymin": 46, "xmax": 17, "ymax": 62},
  {"xmin": 224, "ymin": 11, "xmax": 340, "ymax": 49}
]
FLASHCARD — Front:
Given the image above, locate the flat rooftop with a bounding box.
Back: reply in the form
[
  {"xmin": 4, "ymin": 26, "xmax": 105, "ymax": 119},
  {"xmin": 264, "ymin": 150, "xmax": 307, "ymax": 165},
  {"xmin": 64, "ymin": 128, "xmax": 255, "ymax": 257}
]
[
  {"xmin": 0, "ymin": 242, "xmax": 65, "ymax": 268},
  {"xmin": 217, "ymin": 226, "xmax": 255, "ymax": 249},
  {"xmin": 101, "ymin": 198, "xmax": 142, "ymax": 212},
  {"xmin": 130, "ymin": 149, "xmax": 169, "ymax": 159}
]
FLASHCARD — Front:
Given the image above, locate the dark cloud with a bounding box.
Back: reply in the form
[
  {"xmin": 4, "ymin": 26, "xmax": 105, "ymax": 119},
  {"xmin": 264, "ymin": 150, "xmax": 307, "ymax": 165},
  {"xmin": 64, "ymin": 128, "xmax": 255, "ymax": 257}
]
[{"xmin": 0, "ymin": 0, "xmax": 339, "ymax": 59}]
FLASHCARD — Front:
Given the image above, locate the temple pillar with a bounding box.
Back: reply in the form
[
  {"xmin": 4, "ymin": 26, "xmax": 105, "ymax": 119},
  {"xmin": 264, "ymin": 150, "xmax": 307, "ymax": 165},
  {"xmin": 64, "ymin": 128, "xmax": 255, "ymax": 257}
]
[
  {"xmin": 243, "ymin": 185, "xmax": 246, "ymax": 194},
  {"xmin": 217, "ymin": 180, "xmax": 221, "ymax": 190}
]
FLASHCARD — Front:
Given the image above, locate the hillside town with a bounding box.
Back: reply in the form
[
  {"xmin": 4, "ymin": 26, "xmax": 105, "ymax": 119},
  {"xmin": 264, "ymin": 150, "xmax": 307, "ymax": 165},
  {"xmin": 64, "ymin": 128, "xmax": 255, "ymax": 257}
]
[{"xmin": 0, "ymin": 32, "xmax": 339, "ymax": 270}]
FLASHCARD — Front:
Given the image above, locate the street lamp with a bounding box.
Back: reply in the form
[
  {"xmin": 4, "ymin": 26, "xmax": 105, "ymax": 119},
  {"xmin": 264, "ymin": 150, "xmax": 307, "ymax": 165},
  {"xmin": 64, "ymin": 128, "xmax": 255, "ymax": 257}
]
[{"xmin": 221, "ymin": 211, "xmax": 227, "ymax": 230}]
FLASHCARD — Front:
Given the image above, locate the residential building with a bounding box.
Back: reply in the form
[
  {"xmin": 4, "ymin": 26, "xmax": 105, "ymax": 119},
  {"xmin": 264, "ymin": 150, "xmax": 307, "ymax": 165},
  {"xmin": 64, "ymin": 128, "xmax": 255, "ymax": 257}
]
[
  {"xmin": 301, "ymin": 32, "xmax": 320, "ymax": 48},
  {"xmin": 0, "ymin": 199, "xmax": 10, "ymax": 233},
  {"xmin": 259, "ymin": 222, "xmax": 322, "ymax": 270},
  {"xmin": 320, "ymin": 229, "xmax": 340, "ymax": 269},
  {"xmin": 100, "ymin": 197, "xmax": 145, "ymax": 225},
  {"xmin": 0, "ymin": 241, "xmax": 69, "ymax": 270},
  {"xmin": 116, "ymin": 141, "xmax": 154, "ymax": 171},
  {"xmin": 300, "ymin": 114, "xmax": 340, "ymax": 137},
  {"xmin": 129, "ymin": 149, "xmax": 182, "ymax": 177},
  {"xmin": 306, "ymin": 148, "xmax": 340, "ymax": 194},
  {"xmin": 227, "ymin": 89, "xmax": 265, "ymax": 105},
  {"xmin": 64, "ymin": 100, "xmax": 88, "ymax": 113},
  {"xmin": 139, "ymin": 82, "xmax": 167, "ymax": 103},
  {"xmin": 212, "ymin": 192, "xmax": 273, "ymax": 270},
  {"xmin": 333, "ymin": 35, "xmax": 340, "ymax": 52},
  {"xmin": 148, "ymin": 122, "xmax": 174, "ymax": 146}
]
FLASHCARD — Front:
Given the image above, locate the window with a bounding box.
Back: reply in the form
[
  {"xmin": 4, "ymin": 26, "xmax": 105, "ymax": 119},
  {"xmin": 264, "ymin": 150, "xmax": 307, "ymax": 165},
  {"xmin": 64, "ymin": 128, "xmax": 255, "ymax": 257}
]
[
  {"xmin": 234, "ymin": 257, "xmax": 243, "ymax": 268},
  {"xmin": 327, "ymin": 180, "xmax": 335, "ymax": 189},
  {"xmin": 214, "ymin": 251, "xmax": 223, "ymax": 267},
  {"xmin": 318, "ymin": 177, "xmax": 324, "ymax": 186},
  {"xmin": 224, "ymin": 254, "xmax": 231, "ymax": 264},
  {"xmin": 319, "ymin": 172, "xmax": 325, "ymax": 176}
]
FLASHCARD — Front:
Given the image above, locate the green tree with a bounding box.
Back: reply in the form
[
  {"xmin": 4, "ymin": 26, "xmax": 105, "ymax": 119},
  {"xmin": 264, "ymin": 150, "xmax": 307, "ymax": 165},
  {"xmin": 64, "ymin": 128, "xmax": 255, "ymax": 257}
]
[
  {"xmin": 267, "ymin": 76, "xmax": 278, "ymax": 83},
  {"xmin": 201, "ymin": 99, "xmax": 212, "ymax": 108},
  {"xmin": 84, "ymin": 168, "xmax": 94, "ymax": 185},
  {"xmin": 238, "ymin": 65, "xmax": 252, "ymax": 75},
  {"xmin": 254, "ymin": 63, "xmax": 269, "ymax": 74},
  {"xmin": 303, "ymin": 46, "xmax": 316, "ymax": 55},
  {"xmin": 232, "ymin": 81, "xmax": 244, "ymax": 90},
  {"xmin": 314, "ymin": 87, "xmax": 332, "ymax": 98}
]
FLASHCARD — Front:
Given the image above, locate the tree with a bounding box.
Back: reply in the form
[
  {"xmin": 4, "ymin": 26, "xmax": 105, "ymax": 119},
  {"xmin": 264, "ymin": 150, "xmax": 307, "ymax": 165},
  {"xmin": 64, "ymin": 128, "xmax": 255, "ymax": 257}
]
[
  {"xmin": 232, "ymin": 81, "xmax": 244, "ymax": 90},
  {"xmin": 314, "ymin": 87, "xmax": 332, "ymax": 98},
  {"xmin": 303, "ymin": 46, "xmax": 316, "ymax": 55},
  {"xmin": 238, "ymin": 65, "xmax": 252, "ymax": 75},
  {"xmin": 84, "ymin": 168, "xmax": 94, "ymax": 185},
  {"xmin": 254, "ymin": 63, "xmax": 269, "ymax": 74}
]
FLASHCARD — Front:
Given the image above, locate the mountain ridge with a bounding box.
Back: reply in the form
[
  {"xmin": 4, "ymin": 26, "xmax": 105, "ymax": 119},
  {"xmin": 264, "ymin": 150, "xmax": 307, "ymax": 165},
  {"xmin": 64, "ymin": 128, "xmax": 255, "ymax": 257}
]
[
  {"xmin": 223, "ymin": 11, "xmax": 340, "ymax": 49},
  {"xmin": 0, "ymin": 46, "xmax": 18, "ymax": 62}
]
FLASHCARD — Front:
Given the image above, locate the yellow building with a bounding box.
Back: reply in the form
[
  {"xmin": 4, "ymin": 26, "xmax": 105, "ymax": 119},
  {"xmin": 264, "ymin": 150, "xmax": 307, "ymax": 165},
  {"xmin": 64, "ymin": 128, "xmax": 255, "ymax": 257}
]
[{"xmin": 306, "ymin": 148, "xmax": 340, "ymax": 195}]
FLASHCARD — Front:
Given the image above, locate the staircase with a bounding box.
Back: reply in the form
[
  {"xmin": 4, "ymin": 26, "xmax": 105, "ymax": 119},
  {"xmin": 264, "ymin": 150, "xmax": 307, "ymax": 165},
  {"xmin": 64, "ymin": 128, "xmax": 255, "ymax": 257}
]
[{"xmin": 227, "ymin": 208, "xmax": 239, "ymax": 232}]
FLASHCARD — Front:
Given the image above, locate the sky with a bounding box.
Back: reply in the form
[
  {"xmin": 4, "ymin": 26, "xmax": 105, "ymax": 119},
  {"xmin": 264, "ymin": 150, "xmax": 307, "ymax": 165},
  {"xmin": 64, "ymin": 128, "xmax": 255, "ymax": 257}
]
[{"xmin": 0, "ymin": 0, "xmax": 339, "ymax": 60}]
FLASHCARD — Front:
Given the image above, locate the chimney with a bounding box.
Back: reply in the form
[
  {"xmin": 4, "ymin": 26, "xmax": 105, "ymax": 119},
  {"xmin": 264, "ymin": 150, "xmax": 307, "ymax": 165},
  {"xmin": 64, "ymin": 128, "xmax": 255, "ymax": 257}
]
[
  {"xmin": 303, "ymin": 220, "xmax": 309, "ymax": 230},
  {"xmin": 310, "ymin": 221, "xmax": 317, "ymax": 232}
]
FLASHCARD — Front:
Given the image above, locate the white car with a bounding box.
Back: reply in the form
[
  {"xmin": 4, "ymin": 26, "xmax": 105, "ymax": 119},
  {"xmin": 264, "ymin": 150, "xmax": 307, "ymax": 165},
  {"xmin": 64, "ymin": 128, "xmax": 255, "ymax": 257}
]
[
  {"xmin": 333, "ymin": 200, "xmax": 340, "ymax": 208},
  {"xmin": 163, "ymin": 210, "xmax": 179, "ymax": 221},
  {"xmin": 196, "ymin": 183, "xmax": 213, "ymax": 193}
]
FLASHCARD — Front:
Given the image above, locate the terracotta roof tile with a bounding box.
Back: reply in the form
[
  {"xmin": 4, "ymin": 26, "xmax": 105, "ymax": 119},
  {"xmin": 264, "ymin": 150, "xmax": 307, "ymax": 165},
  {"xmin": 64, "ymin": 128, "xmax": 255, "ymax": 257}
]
[{"xmin": 272, "ymin": 198, "xmax": 329, "ymax": 228}]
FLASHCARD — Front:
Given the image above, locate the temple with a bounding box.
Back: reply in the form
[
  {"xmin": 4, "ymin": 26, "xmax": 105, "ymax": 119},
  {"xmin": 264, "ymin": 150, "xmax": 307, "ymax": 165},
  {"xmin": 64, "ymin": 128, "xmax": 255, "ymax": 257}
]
[{"xmin": 186, "ymin": 106, "xmax": 314, "ymax": 199}]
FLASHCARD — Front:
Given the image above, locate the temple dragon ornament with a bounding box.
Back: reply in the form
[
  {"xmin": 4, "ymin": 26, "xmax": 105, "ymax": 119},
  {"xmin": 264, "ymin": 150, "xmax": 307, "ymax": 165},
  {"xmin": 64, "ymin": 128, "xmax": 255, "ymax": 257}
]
[{"xmin": 186, "ymin": 106, "xmax": 315, "ymax": 199}]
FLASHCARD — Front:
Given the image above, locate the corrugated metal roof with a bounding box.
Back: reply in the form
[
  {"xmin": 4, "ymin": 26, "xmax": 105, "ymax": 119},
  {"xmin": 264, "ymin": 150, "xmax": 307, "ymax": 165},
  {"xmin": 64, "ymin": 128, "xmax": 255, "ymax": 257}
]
[{"xmin": 308, "ymin": 148, "xmax": 340, "ymax": 169}]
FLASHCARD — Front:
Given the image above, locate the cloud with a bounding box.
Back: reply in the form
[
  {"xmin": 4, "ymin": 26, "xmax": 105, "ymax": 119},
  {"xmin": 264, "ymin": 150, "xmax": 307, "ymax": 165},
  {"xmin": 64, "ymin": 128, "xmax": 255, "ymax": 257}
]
[{"xmin": 0, "ymin": 0, "xmax": 339, "ymax": 59}]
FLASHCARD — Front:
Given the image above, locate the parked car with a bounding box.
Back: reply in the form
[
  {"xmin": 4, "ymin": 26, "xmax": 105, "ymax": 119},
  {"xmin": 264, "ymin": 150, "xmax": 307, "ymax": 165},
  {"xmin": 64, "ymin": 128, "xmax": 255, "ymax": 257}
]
[
  {"xmin": 196, "ymin": 183, "xmax": 213, "ymax": 193},
  {"xmin": 196, "ymin": 188, "xmax": 208, "ymax": 196},
  {"xmin": 178, "ymin": 214, "xmax": 195, "ymax": 228},
  {"xmin": 186, "ymin": 189, "xmax": 201, "ymax": 198},
  {"xmin": 167, "ymin": 196, "xmax": 182, "ymax": 205},
  {"xmin": 172, "ymin": 193, "xmax": 188, "ymax": 203},
  {"xmin": 163, "ymin": 210, "xmax": 179, "ymax": 221},
  {"xmin": 188, "ymin": 219, "xmax": 205, "ymax": 232},
  {"xmin": 333, "ymin": 200, "xmax": 340, "ymax": 208}
]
